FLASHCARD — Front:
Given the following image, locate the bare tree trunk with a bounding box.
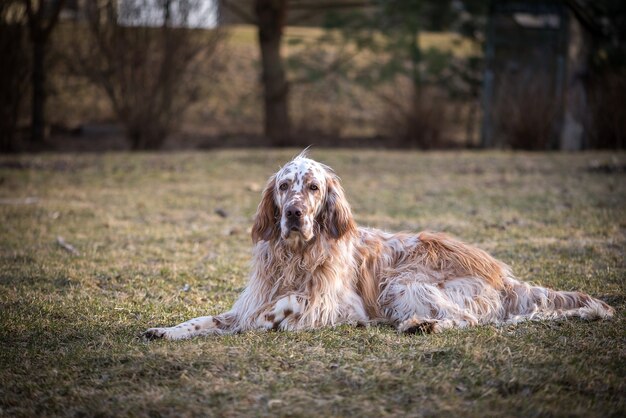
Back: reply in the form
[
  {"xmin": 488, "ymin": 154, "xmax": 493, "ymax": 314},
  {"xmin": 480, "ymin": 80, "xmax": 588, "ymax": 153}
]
[
  {"xmin": 25, "ymin": 0, "xmax": 65, "ymax": 146},
  {"xmin": 0, "ymin": 7, "xmax": 28, "ymax": 152},
  {"xmin": 255, "ymin": 0, "xmax": 290, "ymax": 146},
  {"xmin": 31, "ymin": 36, "xmax": 45, "ymax": 144}
]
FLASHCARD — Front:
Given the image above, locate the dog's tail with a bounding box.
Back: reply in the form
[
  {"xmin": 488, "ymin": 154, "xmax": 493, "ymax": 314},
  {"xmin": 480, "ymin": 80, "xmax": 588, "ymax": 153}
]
[{"xmin": 502, "ymin": 279, "xmax": 614, "ymax": 322}]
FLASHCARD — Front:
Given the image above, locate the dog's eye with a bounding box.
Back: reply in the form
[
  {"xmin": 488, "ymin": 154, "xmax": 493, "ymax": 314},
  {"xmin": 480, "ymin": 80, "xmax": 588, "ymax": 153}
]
[
  {"xmin": 279, "ymin": 183, "xmax": 288, "ymax": 191},
  {"xmin": 310, "ymin": 184, "xmax": 319, "ymax": 191}
]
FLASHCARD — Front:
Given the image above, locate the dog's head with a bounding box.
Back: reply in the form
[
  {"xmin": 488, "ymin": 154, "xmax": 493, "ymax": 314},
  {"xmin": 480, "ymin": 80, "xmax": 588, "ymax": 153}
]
[{"xmin": 251, "ymin": 152, "xmax": 356, "ymax": 245}]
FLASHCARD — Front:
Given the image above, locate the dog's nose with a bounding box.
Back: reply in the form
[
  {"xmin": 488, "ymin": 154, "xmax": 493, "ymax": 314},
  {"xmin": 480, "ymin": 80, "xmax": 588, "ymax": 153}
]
[{"xmin": 285, "ymin": 206, "xmax": 303, "ymax": 220}]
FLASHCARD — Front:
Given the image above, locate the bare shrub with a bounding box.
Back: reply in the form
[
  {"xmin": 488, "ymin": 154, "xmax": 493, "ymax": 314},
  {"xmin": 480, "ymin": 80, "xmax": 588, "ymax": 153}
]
[
  {"xmin": 492, "ymin": 74, "xmax": 559, "ymax": 150},
  {"xmin": 587, "ymin": 70, "xmax": 626, "ymax": 149},
  {"xmin": 73, "ymin": 0, "xmax": 223, "ymax": 150},
  {"xmin": 291, "ymin": 77, "xmax": 349, "ymax": 141},
  {"xmin": 376, "ymin": 82, "xmax": 447, "ymax": 149}
]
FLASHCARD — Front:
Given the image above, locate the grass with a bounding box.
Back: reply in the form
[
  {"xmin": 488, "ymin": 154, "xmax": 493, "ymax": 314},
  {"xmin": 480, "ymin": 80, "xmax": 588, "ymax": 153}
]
[
  {"xmin": 0, "ymin": 149, "xmax": 624, "ymax": 417},
  {"xmin": 228, "ymin": 24, "xmax": 478, "ymax": 56}
]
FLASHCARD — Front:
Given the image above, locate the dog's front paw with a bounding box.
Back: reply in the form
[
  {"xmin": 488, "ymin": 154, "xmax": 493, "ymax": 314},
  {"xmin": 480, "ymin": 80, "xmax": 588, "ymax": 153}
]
[
  {"xmin": 257, "ymin": 295, "xmax": 304, "ymax": 331},
  {"xmin": 142, "ymin": 327, "xmax": 170, "ymax": 341}
]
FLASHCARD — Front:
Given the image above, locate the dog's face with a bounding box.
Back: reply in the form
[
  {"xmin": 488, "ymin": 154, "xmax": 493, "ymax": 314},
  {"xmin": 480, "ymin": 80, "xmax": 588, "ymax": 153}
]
[
  {"xmin": 274, "ymin": 157, "xmax": 328, "ymax": 242},
  {"xmin": 251, "ymin": 154, "xmax": 356, "ymax": 245}
]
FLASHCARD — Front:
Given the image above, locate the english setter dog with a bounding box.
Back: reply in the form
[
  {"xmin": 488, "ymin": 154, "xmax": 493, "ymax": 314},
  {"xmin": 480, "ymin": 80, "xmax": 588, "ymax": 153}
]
[{"xmin": 144, "ymin": 152, "xmax": 613, "ymax": 340}]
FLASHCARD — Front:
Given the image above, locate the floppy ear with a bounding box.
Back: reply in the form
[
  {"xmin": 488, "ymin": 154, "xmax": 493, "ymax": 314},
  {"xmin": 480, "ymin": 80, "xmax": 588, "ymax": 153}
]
[
  {"xmin": 251, "ymin": 176, "xmax": 280, "ymax": 243},
  {"xmin": 320, "ymin": 175, "xmax": 357, "ymax": 240}
]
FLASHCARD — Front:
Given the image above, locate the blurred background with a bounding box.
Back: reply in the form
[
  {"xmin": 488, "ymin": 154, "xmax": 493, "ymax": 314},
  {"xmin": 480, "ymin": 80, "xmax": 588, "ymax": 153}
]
[{"xmin": 1, "ymin": 0, "xmax": 625, "ymax": 153}]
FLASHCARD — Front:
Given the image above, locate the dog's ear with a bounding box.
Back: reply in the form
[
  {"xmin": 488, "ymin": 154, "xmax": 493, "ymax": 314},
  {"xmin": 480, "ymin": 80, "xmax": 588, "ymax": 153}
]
[
  {"xmin": 320, "ymin": 175, "xmax": 357, "ymax": 240},
  {"xmin": 251, "ymin": 175, "xmax": 280, "ymax": 243}
]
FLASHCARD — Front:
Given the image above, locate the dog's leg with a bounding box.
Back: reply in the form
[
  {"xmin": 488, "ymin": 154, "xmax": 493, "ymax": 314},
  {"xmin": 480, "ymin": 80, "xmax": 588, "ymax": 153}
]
[
  {"xmin": 381, "ymin": 276, "xmax": 490, "ymax": 334},
  {"xmin": 143, "ymin": 313, "xmax": 234, "ymax": 340},
  {"xmin": 256, "ymin": 294, "xmax": 305, "ymax": 331}
]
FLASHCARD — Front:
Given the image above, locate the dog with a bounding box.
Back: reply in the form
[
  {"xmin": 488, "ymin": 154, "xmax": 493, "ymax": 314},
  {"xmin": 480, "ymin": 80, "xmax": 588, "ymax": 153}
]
[{"xmin": 144, "ymin": 151, "xmax": 614, "ymax": 340}]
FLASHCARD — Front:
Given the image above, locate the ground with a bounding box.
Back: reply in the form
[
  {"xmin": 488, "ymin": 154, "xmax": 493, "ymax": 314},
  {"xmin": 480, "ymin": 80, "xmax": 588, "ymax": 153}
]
[{"xmin": 0, "ymin": 149, "xmax": 624, "ymax": 417}]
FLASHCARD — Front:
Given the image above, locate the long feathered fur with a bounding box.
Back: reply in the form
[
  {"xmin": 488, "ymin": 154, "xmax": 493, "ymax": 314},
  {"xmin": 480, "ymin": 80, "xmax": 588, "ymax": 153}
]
[{"xmin": 143, "ymin": 154, "xmax": 614, "ymax": 340}]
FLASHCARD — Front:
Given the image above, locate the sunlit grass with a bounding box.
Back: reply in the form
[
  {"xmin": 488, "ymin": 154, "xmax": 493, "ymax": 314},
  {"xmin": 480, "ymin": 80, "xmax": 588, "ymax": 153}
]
[{"xmin": 228, "ymin": 24, "xmax": 478, "ymax": 57}]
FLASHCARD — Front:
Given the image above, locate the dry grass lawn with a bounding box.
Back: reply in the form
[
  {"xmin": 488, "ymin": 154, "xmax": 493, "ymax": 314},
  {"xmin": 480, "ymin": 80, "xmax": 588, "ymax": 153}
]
[{"xmin": 0, "ymin": 149, "xmax": 624, "ymax": 417}]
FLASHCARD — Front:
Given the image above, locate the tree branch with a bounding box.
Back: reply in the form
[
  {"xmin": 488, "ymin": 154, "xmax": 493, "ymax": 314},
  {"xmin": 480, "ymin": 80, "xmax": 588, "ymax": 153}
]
[
  {"xmin": 24, "ymin": 0, "xmax": 38, "ymax": 37},
  {"xmin": 42, "ymin": 0, "xmax": 65, "ymax": 40},
  {"xmin": 289, "ymin": 47, "xmax": 360, "ymax": 85},
  {"xmin": 288, "ymin": 1, "xmax": 377, "ymax": 11},
  {"xmin": 24, "ymin": 0, "xmax": 34, "ymax": 20},
  {"xmin": 288, "ymin": 8, "xmax": 326, "ymax": 26},
  {"xmin": 221, "ymin": 0, "xmax": 257, "ymax": 25}
]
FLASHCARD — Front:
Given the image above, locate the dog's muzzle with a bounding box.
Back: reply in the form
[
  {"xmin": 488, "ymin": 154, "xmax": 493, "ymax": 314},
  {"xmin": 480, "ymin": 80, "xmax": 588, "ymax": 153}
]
[{"xmin": 285, "ymin": 205, "xmax": 303, "ymax": 233}]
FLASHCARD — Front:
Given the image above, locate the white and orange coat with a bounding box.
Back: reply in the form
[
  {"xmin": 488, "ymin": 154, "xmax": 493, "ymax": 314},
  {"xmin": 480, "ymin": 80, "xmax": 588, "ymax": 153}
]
[{"xmin": 145, "ymin": 153, "xmax": 613, "ymax": 340}]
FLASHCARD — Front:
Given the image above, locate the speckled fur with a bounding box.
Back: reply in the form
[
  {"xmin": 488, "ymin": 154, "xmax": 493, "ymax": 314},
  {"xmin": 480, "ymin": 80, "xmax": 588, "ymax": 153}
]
[{"xmin": 144, "ymin": 152, "xmax": 614, "ymax": 340}]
